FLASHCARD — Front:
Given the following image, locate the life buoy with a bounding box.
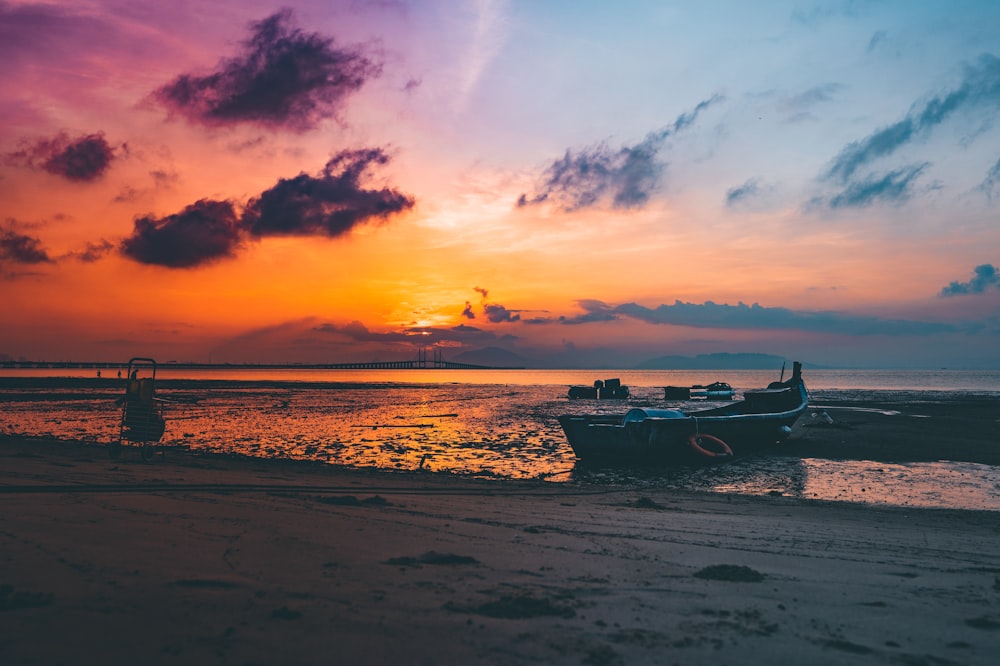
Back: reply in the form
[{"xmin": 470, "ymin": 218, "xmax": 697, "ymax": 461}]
[{"xmin": 687, "ymin": 433, "xmax": 733, "ymax": 458}]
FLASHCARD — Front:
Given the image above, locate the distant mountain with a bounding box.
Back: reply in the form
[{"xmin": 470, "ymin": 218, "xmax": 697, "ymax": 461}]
[
  {"xmin": 450, "ymin": 346, "xmax": 530, "ymax": 368},
  {"xmin": 636, "ymin": 352, "xmax": 804, "ymax": 370}
]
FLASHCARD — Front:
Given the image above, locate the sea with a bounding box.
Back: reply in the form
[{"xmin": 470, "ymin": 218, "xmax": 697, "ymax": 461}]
[{"xmin": 2, "ymin": 367, "xmax": 998, "ymax": 512}]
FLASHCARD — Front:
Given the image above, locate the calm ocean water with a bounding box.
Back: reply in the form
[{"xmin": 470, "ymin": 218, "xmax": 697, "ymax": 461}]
[
  {"xmin": 2, "ymin": 367, "xmax": 998, "ymax": 511},
  {"xmin": 6, "ymin": 366, "xmax": 1000, "ymax": 391}
]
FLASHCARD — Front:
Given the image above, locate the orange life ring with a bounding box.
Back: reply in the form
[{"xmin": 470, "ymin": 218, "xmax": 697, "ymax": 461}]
[{"xmin": 687, "ymin": 433, "xmax": 733, "ymax": 458}]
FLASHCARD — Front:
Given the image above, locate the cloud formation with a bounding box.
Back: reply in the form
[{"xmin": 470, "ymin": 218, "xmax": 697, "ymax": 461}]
[
  {"xmin": 615, "ymin": 301, "xmax": 957, "ymax": 335},
  {"xmin": 68, "ymin": 239, "xmax": 115, "ymax": 263},
  {"xmin": 517, "ymin": 96, "xmax": 722, "ymax": 211},
  {"xmin": 1, "ymin": 222, "xmax": 52, "ymax": 264},
  {"xmin": 979, "ymin": 157, "xmax": 1000, "ymax": 200},
  {"xmin": 827, "ymin": 163, "xmax": 928, "ymax": 208},
  {"xmin": 120, "ymin": 149, "xmax": 413, "ymax": 268},
  {"xmin": 483, "ymin": 303, "xmax": 520, "ymax": 323},
  {"xmin": 778, "ymin": 83, "xmax": 843, "ymax": 123},
  {"xmin": 940, "ymin": 263, "xmax": 1000, "ymax": 296},
  {"xmin": 242, "ymin": 149, "xmax": 414, "ymax": 237},
  {"xmin": 313, "ymin": 320, "xmax": 499, "ymax": 347},
  {"xmin": 464, "ymin": 286, "xmax": 521, "ymax": 323},
  {"xmin": 6, "ymin": 132, "xmax": 115, "ymax": 181},
  {"xmin": 150, "ymin": 9, "xmax": 380, "ymax": 131},
  {"xmin": 725, "ymin": 179, "xmax": 761, "ymax": 207},
  {"xmin": 614, "ymin": 300, "xmax": 957, "ymax": 336},
  {"xmin": 825, "ymin": 54, "xmax": 1000, "ymax": 184},
  {"xmin": 536, "ymin": 298, "xmax": 960, "ymax": 337},
  {"xmin": 120, "ymin": 199, "xmax": 243, "ymax": 268}
]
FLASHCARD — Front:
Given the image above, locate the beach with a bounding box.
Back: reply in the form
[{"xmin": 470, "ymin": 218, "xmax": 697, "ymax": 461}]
[{"xmin": 2, "ymin": 397, "xmax": 999, "ymax": 666}]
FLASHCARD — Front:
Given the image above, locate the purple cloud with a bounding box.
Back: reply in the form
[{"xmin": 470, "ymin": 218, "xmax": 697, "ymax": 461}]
[
  {"xmin": 6, "ymin": 132, "xmax": 115, "ymax": 181},
  {"xmin": 119, "ymin": 199, "xmax": 243, "ymax": 268},
  {"xmin": 150, "ymin": 9, "xmax": 380, "ymax": 131},
  {"xmin": 242, "ymin": 148, "xmax": 414, "ymax": 238},
  {"xmin": 120, "ymin": 148, "xmax": 414, "ymax": 268},
  {"xmin": 1, "ymin": 222, "xmax": 52, "ymax": 264},
  {"xmin": 483, "ymin": 303, "xmax": 520, "ymax": 323}
]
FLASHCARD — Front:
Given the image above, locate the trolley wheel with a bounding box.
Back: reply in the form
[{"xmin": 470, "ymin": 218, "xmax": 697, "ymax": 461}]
[
  {"xmin": 141, "ymin": 442, "xmax": 157, "ymax": 462},
  {"xmin": 108, "ymin": 440, "xmax": 122, "ymax": 460}
]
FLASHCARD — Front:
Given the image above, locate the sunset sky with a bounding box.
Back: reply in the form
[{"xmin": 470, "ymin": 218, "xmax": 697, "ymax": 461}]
[{"xmin": 2, "ymin": 0, "xmax": 1000, "ymax": 368}]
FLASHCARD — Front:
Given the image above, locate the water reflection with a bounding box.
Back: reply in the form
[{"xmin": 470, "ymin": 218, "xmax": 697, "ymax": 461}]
[
  {"xmin": 699, "ymin": 456, "xmax": 1000, "ymax": 511},
  {"xmin": 2, "ymin": 380, "xmax": 997, "ymax": 511}
]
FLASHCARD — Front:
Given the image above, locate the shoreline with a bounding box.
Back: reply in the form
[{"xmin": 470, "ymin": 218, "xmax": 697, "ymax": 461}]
[{"xmin": 2, "ymin": 434, "xmax": 999, "ymax": 664}]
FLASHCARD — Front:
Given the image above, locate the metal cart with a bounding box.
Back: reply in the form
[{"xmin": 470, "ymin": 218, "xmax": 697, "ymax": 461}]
[{"xmin": 111, "ymin": 357, "xmax": 167, "ymax": 460}]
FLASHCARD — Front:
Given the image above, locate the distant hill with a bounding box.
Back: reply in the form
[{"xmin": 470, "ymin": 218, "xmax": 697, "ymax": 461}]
[
  {"xmin": 450, "ymin": 346, "xmax": 530, "ymax": 368},
  {"xmin": 636, "ymin": 352, "xmax": 807, "ymax": 370}
]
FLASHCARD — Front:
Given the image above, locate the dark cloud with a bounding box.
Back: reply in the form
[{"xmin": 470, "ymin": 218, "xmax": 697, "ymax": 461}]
[
  {"xmin": 119, "ymin": 199, "xmax": 243, "ymax": 268},
  {"xmin": 448, "ymin": 294, "xmax": 967, "ymax": 338},
  {"xmin": 466, "ymin": 287, "xmax": 521, "ymax": 323},
  {"xmin": 483, "ymin": 303, "xmax": 520, "ymax": 323},
  {"xmin": 150, "ymin": 9, "xmax": 380, "ymax": 131},
  {"xmin": 558, "ymin": 300, "xmax": 619, "ymax": 325},
  {"xmin": 725, "ymin": 179, "xmax": 761, "ymax": 207},
  {"xmin": 242, "ymin": 148, "xmax": 415, "ymax": 238},
  {"xmin": 6, "ymin": 132, "xmax": 115, "ymax": 181},
  {"xmin": 527, "ymin": 298, "xmax": 958, "ymax": 336},
  {"xmin": 827, "ymin": 163, "xmax": 928, "ymax": 208},
  {"xmin": 0, "ymin": 222, "xmax": 52, "ymax": 264},
  {"xmin": 517, "ymin": 96, "xmax": 722, "ymax": 211},
  {"xmin": 826, "ymin": 54, "xmax": 1000, "ymax": 183},
  {"xmin": 940, "ymin": 264, "xmax": 1000, "ymax": 296},
  {"xmin": 120, "ymin": 148, "xmax": 413, "ymax": 268},
  {"xmin": 612, "ymin": 300, "xmax": 957, "ymax": 336}
]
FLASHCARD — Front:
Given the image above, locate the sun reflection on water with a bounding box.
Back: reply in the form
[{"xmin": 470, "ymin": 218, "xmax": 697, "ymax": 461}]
[{"xmin": 2, "ymin": 380, "xmax": 998, "ymax": 511}]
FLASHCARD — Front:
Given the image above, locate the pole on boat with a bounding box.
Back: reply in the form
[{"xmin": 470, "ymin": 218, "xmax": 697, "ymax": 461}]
[{"xmin": 779, "ymin": 362, "xmax": 786, "ymax": 382}]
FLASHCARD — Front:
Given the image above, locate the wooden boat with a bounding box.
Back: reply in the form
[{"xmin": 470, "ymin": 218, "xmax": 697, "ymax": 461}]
[
  {"xmin": 558, "ymin": 362, "xmax": 808, "ymax": 464},
  {"xmin": 663, "ymin": 381, "xmax": 735, "ymax": 400}
]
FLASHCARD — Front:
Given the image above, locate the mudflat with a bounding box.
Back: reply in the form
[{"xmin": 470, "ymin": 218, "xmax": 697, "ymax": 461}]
[{"xmin": 1, "ymin": 424, "xmax": 999, "ymax": 665}]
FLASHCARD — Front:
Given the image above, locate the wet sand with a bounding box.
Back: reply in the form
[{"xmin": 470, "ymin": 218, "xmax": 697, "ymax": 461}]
[{"xmin": 2, "ymin": 400, "xmax": 1000, "ymax": 666}]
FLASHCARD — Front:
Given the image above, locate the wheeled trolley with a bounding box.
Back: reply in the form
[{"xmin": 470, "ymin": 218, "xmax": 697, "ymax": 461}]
[{"xmin": 110, "ymin": 357, "xmax": 167, "ymax": 460}]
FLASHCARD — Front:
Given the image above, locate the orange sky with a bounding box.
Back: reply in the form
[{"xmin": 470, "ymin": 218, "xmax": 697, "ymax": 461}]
[{"xmin": 2, "ymin": 1, "xmax": 1000, "ymax": 368}]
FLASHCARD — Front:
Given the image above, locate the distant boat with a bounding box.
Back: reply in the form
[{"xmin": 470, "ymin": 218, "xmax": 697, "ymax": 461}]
[
  {"xmin": 567, "ymin": 378, "xmax": 630, "ymax": 400},
  {"xmin": 558, "ymin": 362, "xmax": 808, "ymax": 464},
  {"xmin": 663, "ymin": 381, "xmax": 735, "ymax": 400}
]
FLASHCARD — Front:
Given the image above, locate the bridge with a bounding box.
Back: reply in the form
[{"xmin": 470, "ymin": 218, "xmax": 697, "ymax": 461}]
[{"xmin": 2, "ymin": 348, "xmax": 516, "ymax": 371}]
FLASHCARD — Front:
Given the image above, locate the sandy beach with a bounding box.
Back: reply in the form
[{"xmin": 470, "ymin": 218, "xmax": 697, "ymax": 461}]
[{"xmin": 2, "ymin": 399, "xmax": 999, "ymax": 666}]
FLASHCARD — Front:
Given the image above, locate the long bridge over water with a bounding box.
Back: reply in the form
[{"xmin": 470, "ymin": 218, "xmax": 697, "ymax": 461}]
[{"xmin": 2, "ymin": 349, "xmax": 517, "ymax": 371}]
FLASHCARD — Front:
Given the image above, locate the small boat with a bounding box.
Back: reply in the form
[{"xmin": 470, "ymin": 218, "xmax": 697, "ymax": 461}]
[
  {"xmin": 663, "ymin": 381, "xmax": 735, "ymax": 400},
  {"xmin": 558, "ymin": 362, "xmax": 808, "ymax": 464}
]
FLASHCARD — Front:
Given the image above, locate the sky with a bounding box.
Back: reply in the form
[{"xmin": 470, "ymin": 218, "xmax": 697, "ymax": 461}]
[{"xmin": 2, "ymin": 0, "xmax": 1000, "ymax": 369}]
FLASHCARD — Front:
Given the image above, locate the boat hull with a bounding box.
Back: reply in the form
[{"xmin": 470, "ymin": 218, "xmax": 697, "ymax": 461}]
[{"xmin": 559, "ymin": 364, "xmax": 808, "ymax": 465}]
